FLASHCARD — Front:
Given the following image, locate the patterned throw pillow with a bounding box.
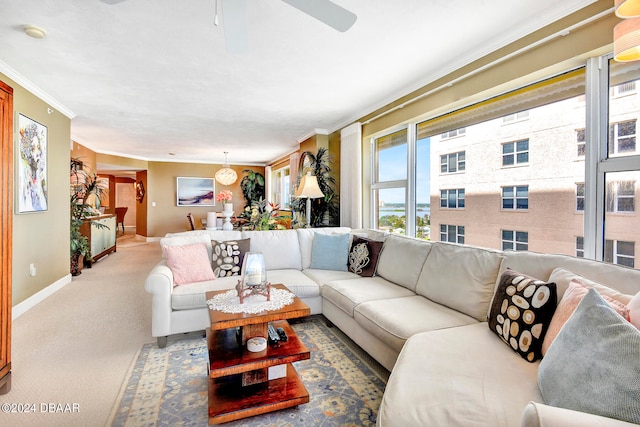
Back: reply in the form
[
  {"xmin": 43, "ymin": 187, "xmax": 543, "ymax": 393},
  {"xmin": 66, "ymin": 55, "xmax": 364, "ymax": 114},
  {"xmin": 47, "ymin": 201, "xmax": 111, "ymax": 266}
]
[
  {"xmin": 211, "ymin": 238, "xmax": 250, "ymax": 277},
  {"xmin": 488, "ymin": 268, "xmax": 557, "ymax": 362},
  {"xmin": 164, "ymin": 243, "xmax": 215, "ymax": 285},
  {"xmin": 348, "ymin": 236, "xmax": 384, "ymax": 277}
]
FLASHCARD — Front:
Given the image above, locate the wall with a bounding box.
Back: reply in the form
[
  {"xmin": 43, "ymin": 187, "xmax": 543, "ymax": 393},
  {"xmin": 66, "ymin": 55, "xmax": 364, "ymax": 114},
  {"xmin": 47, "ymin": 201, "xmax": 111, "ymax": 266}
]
[
  {"xmin": 146, "ymin": 162, "xmax": 264, "ymax": 237},
  {"xmin": 1, "ymin": 72, "xmax": 71, "ymax": 306}
]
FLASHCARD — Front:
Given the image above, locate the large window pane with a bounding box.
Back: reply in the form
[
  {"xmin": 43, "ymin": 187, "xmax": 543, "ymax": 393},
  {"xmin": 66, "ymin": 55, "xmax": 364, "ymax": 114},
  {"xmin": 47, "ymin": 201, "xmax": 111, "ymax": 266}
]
[{"xmin": 375, "ymin": 129, "xmax": 407, "ymax": 181}]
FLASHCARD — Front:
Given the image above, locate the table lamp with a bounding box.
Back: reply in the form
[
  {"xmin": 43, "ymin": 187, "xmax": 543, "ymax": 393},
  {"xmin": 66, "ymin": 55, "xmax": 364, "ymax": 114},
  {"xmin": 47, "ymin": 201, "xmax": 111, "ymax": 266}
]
[{"xmin": 294, "ymin": 172, "xmax": 324, "ymax": 227}]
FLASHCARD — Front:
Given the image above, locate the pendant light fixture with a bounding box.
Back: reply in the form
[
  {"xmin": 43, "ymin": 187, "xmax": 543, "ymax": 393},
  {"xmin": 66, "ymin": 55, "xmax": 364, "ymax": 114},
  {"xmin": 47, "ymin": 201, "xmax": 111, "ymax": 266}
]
[{"xmin": 215, "ymin": 152, "xmax": 237, "ymax": 186}]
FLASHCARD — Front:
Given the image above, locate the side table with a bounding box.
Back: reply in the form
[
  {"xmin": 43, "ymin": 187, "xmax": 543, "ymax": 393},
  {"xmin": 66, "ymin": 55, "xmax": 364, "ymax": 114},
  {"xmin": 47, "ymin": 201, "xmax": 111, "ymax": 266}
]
[{"xmin": 205, "ymin": 284, "xmax": 311, "ymax": 424}]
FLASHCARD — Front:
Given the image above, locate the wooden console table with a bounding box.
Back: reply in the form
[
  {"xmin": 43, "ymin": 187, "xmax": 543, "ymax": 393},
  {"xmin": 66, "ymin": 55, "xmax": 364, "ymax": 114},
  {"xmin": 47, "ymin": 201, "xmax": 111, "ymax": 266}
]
[
  {"xmin": 80, "ymin": 214, "xmax": 116, "ymax": 267},
  {"xmin": 205, "ymin": 284, "xmax": 310, "ymax": 424}
]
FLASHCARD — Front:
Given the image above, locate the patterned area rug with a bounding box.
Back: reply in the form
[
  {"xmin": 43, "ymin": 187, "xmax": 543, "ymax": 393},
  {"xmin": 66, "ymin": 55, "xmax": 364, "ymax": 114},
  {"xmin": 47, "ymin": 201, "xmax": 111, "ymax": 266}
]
[{"xmin": 111, "ymin": 315, "xmax": 388, "ymax": 426}]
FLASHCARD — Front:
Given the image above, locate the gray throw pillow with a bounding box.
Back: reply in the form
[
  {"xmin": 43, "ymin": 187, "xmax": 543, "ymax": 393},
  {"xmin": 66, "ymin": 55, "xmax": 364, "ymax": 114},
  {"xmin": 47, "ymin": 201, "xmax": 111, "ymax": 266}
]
[{"xmin": 538, "ymin": 288, "xmax": 640, "ymax": 424}]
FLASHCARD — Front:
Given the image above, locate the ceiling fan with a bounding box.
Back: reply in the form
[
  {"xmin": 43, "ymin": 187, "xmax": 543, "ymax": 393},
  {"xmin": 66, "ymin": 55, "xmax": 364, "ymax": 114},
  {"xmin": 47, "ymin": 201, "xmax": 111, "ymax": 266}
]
[{"xmin": 99, "ymin": 0, "xmax": 357, "ymax": 53}]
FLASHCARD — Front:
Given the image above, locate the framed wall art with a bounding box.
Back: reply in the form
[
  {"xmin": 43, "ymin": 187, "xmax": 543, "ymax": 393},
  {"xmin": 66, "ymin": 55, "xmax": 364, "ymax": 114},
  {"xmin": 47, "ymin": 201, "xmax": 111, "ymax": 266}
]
[
  {"xmin": 176, "ymin": 177, "xmax": 215, "ymax": 207},
  {"xmin": 17, "ymin": 113, "xmax": 48, "ymax": 213}
]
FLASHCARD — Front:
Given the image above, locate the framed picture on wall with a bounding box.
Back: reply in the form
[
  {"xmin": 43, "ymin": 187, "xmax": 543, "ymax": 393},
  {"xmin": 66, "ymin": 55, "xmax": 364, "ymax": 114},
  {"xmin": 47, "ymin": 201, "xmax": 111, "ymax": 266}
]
[
  {"xmin": 176, "ymin": 177, "xmax": 215, "ymax": 207},
  {"xmin": 17, "ymin": 113, "xmax": 48, "ymax": 213}
]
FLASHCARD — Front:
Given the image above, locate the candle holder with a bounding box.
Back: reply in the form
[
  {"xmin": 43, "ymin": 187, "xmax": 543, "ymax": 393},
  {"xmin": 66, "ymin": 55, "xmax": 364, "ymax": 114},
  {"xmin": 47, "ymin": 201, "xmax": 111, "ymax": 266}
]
[{"xmin": 236, "ymin": 252, "xmax": 271, "ymax": 304}]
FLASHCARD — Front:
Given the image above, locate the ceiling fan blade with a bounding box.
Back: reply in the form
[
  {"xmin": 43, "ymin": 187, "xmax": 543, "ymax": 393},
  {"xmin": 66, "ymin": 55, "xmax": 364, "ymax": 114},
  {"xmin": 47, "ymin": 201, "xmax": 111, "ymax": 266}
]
[
  {"xmin": 99, "ymin": 0, "xmax": 128, "ymax": 4},
  {"xmin": 281, "ymin": 0, "xmax": 357, "ymax": 32},
  {"xmin": 221, "ymin": 0, "xmax": 249, "ymax": 54}
]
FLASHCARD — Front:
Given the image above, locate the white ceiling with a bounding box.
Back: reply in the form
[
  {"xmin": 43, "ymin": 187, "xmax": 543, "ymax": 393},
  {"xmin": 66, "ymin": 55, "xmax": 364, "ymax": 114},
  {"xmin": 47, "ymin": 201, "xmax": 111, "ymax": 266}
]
[{"xmin": 0, "ymin": 0, "xmax": 596, "ymax": 168}]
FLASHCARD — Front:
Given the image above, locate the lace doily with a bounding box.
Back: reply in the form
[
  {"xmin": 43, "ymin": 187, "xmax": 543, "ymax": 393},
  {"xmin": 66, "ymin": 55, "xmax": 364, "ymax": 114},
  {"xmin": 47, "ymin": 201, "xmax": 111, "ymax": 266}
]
[{"xmin": 206, "ymin": 288, "xmax": 295, "ymax": 314}]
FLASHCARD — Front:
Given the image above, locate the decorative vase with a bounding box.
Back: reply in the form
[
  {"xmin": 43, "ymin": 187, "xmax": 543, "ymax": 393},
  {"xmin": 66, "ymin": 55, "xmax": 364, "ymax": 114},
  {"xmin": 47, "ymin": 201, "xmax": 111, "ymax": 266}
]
[{"xmin": 223, "ymin": 202, "xmax": 233, "ymax": 213}]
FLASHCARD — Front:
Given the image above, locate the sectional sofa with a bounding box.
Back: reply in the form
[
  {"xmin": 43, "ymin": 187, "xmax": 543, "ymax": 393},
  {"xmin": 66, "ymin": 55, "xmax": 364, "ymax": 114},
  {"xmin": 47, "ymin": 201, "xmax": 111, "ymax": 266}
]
[{"xmin": 144, "ymin": 228, "xmax": 640, "ymax": 427}]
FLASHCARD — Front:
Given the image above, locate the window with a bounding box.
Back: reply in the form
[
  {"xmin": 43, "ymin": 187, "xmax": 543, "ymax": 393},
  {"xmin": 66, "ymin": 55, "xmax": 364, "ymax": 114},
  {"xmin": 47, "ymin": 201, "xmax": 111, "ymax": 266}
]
[
  {"xmin": 503, "ymin": 110, "xmax": 529, "ymax": 123},
  {"xmin": 605, "ymin": 239, "xmax": 635, "ymax": 268},
  {"xmin": 576, "ymin": 183, "xmax": 585, "ymax": 211},
  {"xmin": 372, "ymin": 128, "xmax": 408, "ymax": 235},
  {"xmin": 440, "ymin": 189, "xmax": 465, "ymax": 208},
  {"xmin": 502, "ymin": 186, "xmax": 528, "ymax": 210},
  {"xmin": 440, "ymin": 224, "xmax": 464, "ymax": 244},
  {"xmin": 606, "ymin": 180, "xmax": 635, "ymax": 213},
  {"xmin": 576, "ymin": 236, "xmax": 584, "ymax": 258},
  {"xmin": 440, "ymin": 151, "xmax": 465, "ymax": 173},
  {"xmin": 502, "ymin": 230, "xmax": 528, "ymax": 251},
  {"xmin": 441, "ymin": 128, "xmax": 466, "ymax": 139},
  {"xmin": 502, "ymin": 140, "xmax": 529, "ymax": 166},
  {"xmin": 271, "ymin": 166, "xmax": 290, "ymax": 209},
  {"xmin": 613, "ymin": 81, "xmax": 636, "ymax": 97},
  {"xmin": 576, "ymin": 128, "xmax": 585, "ymax": 157},
  {"xmin": 608, "ymin": 120, "xmax": 636, "ymax": 156}
]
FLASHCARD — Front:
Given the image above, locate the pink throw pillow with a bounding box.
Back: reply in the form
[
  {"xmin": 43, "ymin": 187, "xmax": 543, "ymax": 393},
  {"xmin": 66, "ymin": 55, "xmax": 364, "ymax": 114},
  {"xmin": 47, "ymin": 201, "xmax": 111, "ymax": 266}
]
[
  {"xmin": 630, "ymin": 291, "xmax": 640, "ymax": 330},
  {"xmin": 541, "ymin": 279, "xmax": 630, "ymax": 356},
  {"xmin": 164, "ymin": 243, "xmax": 215, "ymax": 285}
]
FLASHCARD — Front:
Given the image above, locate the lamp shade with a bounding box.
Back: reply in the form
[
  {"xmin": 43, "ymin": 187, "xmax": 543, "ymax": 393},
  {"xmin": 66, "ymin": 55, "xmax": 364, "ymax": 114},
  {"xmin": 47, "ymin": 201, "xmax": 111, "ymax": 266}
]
[
  {"xmin": 614, "ymin": 18, "xmax": 640, "ymax": 62},
  {"xmin": 294, "ymin": 173, "xmax": 324, "ymax": 199},
  {"xmin": 215, "ymin": 151, "xmax": 237, "ymax": 186},
  {"xmin": 616, "ymin": 0, "xmax": 640, "ymax": 18}
]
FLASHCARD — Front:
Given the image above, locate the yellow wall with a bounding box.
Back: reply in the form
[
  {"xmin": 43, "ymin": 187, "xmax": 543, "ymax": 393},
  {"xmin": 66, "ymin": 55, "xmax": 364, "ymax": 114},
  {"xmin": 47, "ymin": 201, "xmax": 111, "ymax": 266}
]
[
  {"xmin": 2, "ymin": 72, "xmax": 71, "ymax": 306},
  {"xmin": 146, "ymin": 162, "xmax": 264, "ymax": 236}
]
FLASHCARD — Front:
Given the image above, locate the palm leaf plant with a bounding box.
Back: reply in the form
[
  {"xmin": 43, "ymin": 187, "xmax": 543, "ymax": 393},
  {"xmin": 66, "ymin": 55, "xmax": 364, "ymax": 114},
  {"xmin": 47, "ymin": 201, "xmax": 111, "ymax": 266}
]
[{"xmin": 292, "ymin": 147, "xmax": 339, "ymax": 227}]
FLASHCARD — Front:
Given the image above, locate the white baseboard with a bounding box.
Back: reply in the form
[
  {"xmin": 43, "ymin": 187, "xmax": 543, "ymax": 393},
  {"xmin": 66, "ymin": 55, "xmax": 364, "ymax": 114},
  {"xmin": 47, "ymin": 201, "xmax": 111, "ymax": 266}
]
[{"xmin": 12, "ymin": 274, "xmax": 73, "ymax": 320}]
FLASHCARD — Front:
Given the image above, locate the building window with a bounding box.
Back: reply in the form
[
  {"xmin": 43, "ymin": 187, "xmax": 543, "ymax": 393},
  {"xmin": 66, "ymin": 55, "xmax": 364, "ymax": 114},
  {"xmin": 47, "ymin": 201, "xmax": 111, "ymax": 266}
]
[
  {"xmin": 503, "ymin": 110, "xmax": 529, "ymax": 123},
  {"xmin": 502, "ymin": 140, "xmax": 529, "ymax": 166},
  {"xmin": 609, "ymin": 120, "xmax": 636, "ymax": 156},
  {"xmin": 502, "ymin": 230, "xmax": 529, "ymax": 251},
  {"xmin": 502, "ymin": 186, "xmax": 529, "ymax": 210},
  {"xmin": 440, "ymin": 151, "xmax": 465, "ymax": 174},
  {"xmin": 576, "ymin": 182, "xmax": 585, "ymax": 211},
  {"xmin": 606, "ymin": 180, "xmax": 635, "ymax": 212},
  {"xmin": 440, "ymin": 189, "xmax": 465, "ymax": 208},
  {"xmin": 440, "ymin": 224, "xmax": 464, "ymax": 244},
  {"xmin": 271, "ymin": 166, "xmax": 291, "ymax": 209},
  {"xmin": 605, "ymin": 239, "xmax": 635, "ymax": 268},
  {"xmin": 441, "ymin": 127, "xmax": 466, "ymax": 140},
  {"xmin": 613, "ymin": 81, "xmax": 636, "ymax": 97},
  {"xmin": 576, "ymin": 128, "xmax": 585, "ymax": 157},
  {"xmin": 576, "ymin": 236, "xmax": 584, "ymax": 258}
]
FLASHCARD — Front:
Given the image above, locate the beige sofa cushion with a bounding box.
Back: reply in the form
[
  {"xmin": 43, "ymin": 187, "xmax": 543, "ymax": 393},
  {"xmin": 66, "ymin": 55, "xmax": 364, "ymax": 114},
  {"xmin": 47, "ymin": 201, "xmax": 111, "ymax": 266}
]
[
  {"xmin": 302, "ymin": 269, "xmax": 360, "ymax": 286},
  {"xmin": 266, "ymin": 269, "xmax": 321, "ymax": 298},
  {"xmin": 376, "ymin": 235, "xmax": 432, "ymax": 292},
  {"xmin": 322, "ymin": 277, "xmax": 415, "ymax": 317},
  {"xmin": 354, "ymin": 295, "xmax": 477, "ymax": 353},
  {"xmin": 417, "ymin": 242, "xmax": 503, "ymax": 321},
  {"xmin": 160, "ymin": 233, "xmax": 213, "ymax": 259},
  {"xmin": 377, "ymin": 323, "xmax": 542, "ymax": 427},
  {"xmin": 241, "ymin": 229, "xmax": 302, "ymax": 270},
  {"xmin": 548, "ymin": 267, "xmax": 634, "ymax": 304},
  {"xmin": 171, "ymin": 275, "xmax": 238, "ymax": 310}
]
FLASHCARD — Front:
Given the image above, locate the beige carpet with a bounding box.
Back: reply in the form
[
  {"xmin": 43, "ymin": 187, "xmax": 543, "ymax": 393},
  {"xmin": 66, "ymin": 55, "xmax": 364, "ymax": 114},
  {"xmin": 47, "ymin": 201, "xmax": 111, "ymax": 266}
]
[{"xmin": 0, "ymin": 236, "xmax": 162, "ymax": 427}]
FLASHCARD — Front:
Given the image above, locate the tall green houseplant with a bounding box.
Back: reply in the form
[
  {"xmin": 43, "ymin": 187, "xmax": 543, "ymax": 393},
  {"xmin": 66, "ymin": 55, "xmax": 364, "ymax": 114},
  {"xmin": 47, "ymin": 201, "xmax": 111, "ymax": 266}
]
[
  {"xmin": 293, "ymin": 147, "xmax": 339, "ymax": 227},
  {"xmin": 70, "ymin": 160, "xmax": 108, "ymax": 276},
  {"xmin": 240, "ymin": 170, "xmax": 265, "ymax": 210}
]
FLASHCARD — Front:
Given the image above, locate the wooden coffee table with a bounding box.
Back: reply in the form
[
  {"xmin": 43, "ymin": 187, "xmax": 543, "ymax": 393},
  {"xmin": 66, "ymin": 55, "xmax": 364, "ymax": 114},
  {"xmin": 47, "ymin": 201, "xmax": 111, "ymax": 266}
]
[{"xmin": 205, "ymin": 284, "xmax": 311, "ymax": 425}]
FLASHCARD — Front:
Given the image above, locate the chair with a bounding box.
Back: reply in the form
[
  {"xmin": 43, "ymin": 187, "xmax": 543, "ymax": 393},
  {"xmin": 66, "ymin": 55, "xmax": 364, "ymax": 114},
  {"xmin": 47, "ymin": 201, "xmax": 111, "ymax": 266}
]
[
  {"xmin": 187, "ymin": 213, "xmax": 195, "ymax": 230},
  {"xmin": 115, "ymin": 207, "xmax": 128, "ymax": 233}
]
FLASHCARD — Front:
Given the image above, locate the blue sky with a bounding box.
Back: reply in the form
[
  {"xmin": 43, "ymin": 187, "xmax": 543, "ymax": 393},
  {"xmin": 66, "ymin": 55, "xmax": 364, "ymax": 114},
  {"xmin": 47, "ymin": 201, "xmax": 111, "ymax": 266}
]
[{"xmin": 378, "ymin": 137, "xmax": 431, "ymax": 204}]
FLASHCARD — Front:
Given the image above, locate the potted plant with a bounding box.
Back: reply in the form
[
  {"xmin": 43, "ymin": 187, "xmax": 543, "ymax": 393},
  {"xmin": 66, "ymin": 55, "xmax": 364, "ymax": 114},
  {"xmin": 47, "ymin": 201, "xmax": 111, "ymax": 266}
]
[
  {"xmin": 70, "ymin": 162, "xmax": 108, "ymax": 276},
  {"xmin": 240, "ymin": 170, "xmax": 265, "ymax": 211},
  {"xmin": 292, "ymin": 147, "xmax": 339, "ymax": 227}
]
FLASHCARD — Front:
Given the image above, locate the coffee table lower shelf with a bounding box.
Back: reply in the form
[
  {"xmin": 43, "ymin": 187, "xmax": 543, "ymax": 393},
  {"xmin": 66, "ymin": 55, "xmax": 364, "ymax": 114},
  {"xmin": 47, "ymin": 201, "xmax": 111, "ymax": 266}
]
[{"xmin": 208, "ymin": 363, "xmax": 309, "ymax": 425}]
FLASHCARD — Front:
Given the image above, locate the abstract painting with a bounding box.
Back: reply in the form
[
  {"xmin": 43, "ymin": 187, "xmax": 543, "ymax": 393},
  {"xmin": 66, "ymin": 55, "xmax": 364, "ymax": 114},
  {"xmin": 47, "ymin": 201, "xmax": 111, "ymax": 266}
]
[
  {"xmin": 17, "ymin": 114, "xmax": 48, "ymax": 213},
  {"xmin": 176, "ymin": 177, "xmax": 215, "ymax": 206}
]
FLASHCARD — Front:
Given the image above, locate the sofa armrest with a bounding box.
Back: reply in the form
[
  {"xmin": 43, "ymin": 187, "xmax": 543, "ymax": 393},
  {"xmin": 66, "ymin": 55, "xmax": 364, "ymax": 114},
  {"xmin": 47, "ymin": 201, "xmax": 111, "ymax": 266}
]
[
  {"xmin": 144, "ymin": 261, "xmax": 175, "ymax": 338},
  {"xmin": 521, "ymin": 402, "xmax": 638, "ymax": 427}
]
